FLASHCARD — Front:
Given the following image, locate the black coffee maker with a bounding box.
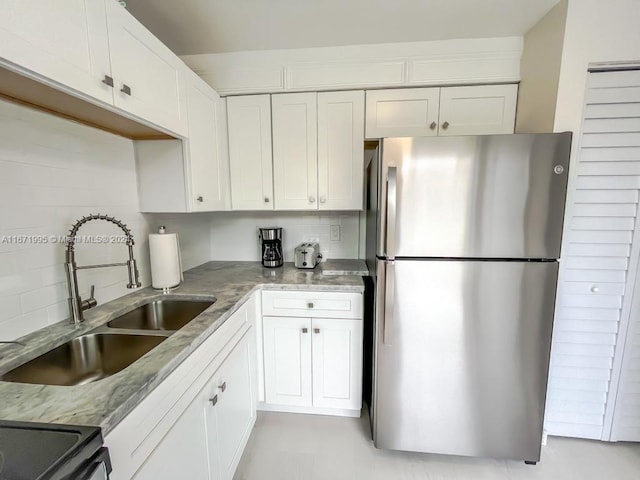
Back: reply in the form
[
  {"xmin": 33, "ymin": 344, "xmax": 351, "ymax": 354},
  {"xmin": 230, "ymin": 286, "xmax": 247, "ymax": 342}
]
[{"xmin": 259, "ymin": 227, "xmax": 283, "ymax": 268}]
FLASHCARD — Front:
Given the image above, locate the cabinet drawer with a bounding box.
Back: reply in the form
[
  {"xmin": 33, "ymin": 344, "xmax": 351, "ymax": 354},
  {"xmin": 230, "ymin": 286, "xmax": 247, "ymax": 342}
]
[{"xmin": 262, "ymin": 290, "xmax": 362, "ymax": 319}]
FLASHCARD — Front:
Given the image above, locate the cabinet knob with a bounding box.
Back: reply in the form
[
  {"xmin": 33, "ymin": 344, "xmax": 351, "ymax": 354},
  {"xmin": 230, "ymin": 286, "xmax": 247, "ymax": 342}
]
[
  {"xmin": 309, "ymin": 196, "xmax": 316, "ymax": 203},
  {"xmin": 590, "ymin": 286, "xmax": 600, "ymax": 293},
  {"xmin": 218, "ymin": 381, "xmax": 227, "ymax": 392},
  {"xmin": 314, "ymin": 328, "xmax": 320, "ymax": 334},
  {"xmin": 264, "ymin": 197, "xmax": 270, "ymax": 203},
  {"xmin": 196, "ymin": 195, "xmax": 204, "ymax": 202},
  {"xmin": 120, "ymin": 84, "xmax": 132, "ymax": 96},
  {"xmin": 307, "ymin": 302, "xmax": 314, "ymax": 309},
  {"xmin": 209, "ymin": 395, "xmax": 218, "ymax": 406},
  {"xmin": 319, "ymin": 196, "xmax": 326, "ymax": 204},
  {"xmin": 442, "ymin": 121, "xmax": 450, "ymax": 130},
  {"xmin": 429, "ymin": 121, "xmax": 437, "ymax": 130},
  {"xmin": 102, "ymin": 75, "xmax": 114, "ymax": 87},
  {"xmin": 302, "ymin": 327, "xmax": 308, "ymax": 334}
]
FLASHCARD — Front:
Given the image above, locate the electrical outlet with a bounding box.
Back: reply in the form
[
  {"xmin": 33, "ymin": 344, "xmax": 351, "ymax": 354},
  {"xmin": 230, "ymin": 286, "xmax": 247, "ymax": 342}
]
[{"xmin": 330, "ymin": 224, "xmax": 341, "ymax": 242}]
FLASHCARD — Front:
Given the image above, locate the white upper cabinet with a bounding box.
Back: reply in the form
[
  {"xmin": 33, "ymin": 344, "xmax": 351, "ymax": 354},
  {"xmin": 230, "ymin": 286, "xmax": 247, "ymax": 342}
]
[
  {"xmin": 317, "ymin": 91, "xmax": 365, "ymax": 210},
  {"xmin": 136, "ymin": 73, "xmax": 230, "ymax": 213},
  {"xmin": 0, "ymin": 0, "xmax": 113, "ymax": 103},
  {"xmin": 104, "ymin": 0, "xmax": 187, "ymax": 136},
  {"xmin": 272, "ymin": 90, "xmax": 365, "ymax": 211},
  {"xmin": 0, "ymin": 0, "xmax": 190, "ymax": 137},
  {"xmin": 365, "ymin": 85, "xmax": 517, "ymax": 138},
  {"xmin": 272, "ymin": 93, "xmax": 318, "ymax": 210},
  {"xmin": 366, "ymin": 87, "xmax": 440, "ymax": 138},
  {"xmin": 185, "ymin": 75, "xmax": 230, "ymax": 212},
  {"xmin": 438, "ymin": 84, "xmax": 517, "ymax": 136},
  {"xmin": 227, "ymin": 95, "xmax": 274, "ymax": 210}
]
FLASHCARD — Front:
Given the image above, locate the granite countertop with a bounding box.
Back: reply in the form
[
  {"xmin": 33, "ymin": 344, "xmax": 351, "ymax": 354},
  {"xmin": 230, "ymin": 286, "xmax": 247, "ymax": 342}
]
[
  {"xmin": 320, "ymin": 259, "xmax": 369, "ymax": 276},
  {"xmin": 0, "ymin": 261, "xmax": 364, "ymax": 435}
]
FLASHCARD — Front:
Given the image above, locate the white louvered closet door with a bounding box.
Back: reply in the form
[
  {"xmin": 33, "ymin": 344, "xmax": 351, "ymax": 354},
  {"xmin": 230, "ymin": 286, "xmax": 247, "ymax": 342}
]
[{"xmin": 545, "ymin": 68, "xmax": 640, "ymax": 441}]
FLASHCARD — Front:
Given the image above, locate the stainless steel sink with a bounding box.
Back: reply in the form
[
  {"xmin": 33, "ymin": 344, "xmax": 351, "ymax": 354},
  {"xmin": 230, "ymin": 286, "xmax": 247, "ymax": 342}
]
[
  {"xmin": 0, "ymin": 333, "xmax": 166, "ymax": 386},
  {"xmin": 107, "ymin": 299, "xmax": 214, "ymax": 331}
]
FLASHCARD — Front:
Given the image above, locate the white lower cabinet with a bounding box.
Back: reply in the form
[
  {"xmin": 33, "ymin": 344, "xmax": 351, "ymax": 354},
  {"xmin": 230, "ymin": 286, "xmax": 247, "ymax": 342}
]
[
  {"xmin": 261, "ymin": 290, "xmax": 363, "ymax": 416},
  {"xmin": 106, "ymin": 294, "xmax": 258, "ymax": 480}
]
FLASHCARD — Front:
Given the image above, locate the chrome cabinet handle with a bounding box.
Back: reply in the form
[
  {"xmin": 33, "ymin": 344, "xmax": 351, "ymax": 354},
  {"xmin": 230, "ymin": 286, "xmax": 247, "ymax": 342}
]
[
  {"xmin": 442, "ymin": 121, "xmax": 450, "ymax": 130},
  {"xmin": 302, "ymin": 327, "xmax": 308, "ymax": 333},
  {"xmin": 309, "ymin": 196, "xmax": 316, "ymax": 203},
  {"xmin": 307, "ymin": 302, "xmax": 314, "ymax": 309},
  {"xmin": 209, "ymin": 394, "xmax": 218, "ymax": 406},
  {"xmin": 120, "ymin": 84, "xmax": 132, "ymax": 96},
  {"xmin": 314, "ymin": 328, "xmax": 320, "ymax": 334},
  {"xmin": 591, "ymin": 286, "xmax": 599, "ymax": 293},
  {"xmin": 386, "ymin": 167, "xmax": 397, "ymax": 260},
  {"xmin": 102, "ymin": 75, "xmax": 114, "ymax": 87},
  {"xmin": 196, "ymin": 196, "xmax": 204, "ymax": 202},
  {"xmin": 319, "ymin": 196, "xmax": 326, "ymax": 204},
  {"xmin": 218, "ymin": 382, "xmax": 226, "ymax": 392},
  {"xmin": 429, "ymin": 121, "xmax": 437, "ymax": 130}
]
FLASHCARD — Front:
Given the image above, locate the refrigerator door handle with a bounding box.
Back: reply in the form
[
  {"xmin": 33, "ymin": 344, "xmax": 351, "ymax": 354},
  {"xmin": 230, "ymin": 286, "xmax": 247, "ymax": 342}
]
[
  {"xmin": 386, "ymin": 166, "xmax": 397, "ymax": 260},
  {"xmin": 383, "ymin": 260, "xmax": 395, "ymax": 345}
]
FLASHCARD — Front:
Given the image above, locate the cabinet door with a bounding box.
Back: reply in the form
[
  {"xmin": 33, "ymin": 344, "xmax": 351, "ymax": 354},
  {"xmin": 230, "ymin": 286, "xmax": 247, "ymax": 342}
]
[
  {"xmin": 318, "ymin": 91, "xmax": 365, "ymax": 210},
  {"xmin": 104, "ymin": 0, "xmax": 187, "ymax": 136},
  {"xmin": 272, "ymin": 92, "xmax": 318, "ymax": 210},
  {"xmin": 438, "ymin": 84, "xmax": 517, "ymax": 136},
  {"xmin": 132, "ymin": 384, "xmax": 212, "ymax": 480},
  {"xmin": 0, "ymin": 0, "xmax": 113, "ymax": 104},
  {"xmin": 210, "ymin": 331, "xmax": 256, "ymax": 480},
  {"xmin": 365, "ymin": 88, "xmax": 440, "ymax": 138},
  {"xmin": 227, "ymin": 95, "xmax": 274, "ymax": 210},
  {"xmin": 186, "ymin": 79, "xmax": 230, "ymax": 212},
  {"xmin": 311, "ymin": 318, "xmax": 363, "ymax": 410},
  {"xmin": 263, "ymin": 316, "xmax": 312, "ymax": 407}
]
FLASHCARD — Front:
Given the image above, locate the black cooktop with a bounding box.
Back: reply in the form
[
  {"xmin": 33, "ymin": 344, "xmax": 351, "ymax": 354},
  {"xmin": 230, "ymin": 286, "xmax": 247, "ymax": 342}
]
[{"xmin": 0, "ymin": 421, "xmax": 103, "ymax": 480}]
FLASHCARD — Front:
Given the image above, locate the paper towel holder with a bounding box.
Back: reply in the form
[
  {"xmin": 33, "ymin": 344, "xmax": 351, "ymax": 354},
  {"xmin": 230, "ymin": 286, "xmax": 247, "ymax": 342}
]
[{"xmin": 150, "ymin": 226, "xmax": 183, "ymax": 293}]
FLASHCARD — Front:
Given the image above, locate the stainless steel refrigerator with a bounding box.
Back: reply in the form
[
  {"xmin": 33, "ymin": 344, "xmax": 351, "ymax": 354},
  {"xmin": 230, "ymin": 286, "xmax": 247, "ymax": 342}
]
[{"xmin": 365, "ymin": 133, "xmax": 572, "ymax": 463}]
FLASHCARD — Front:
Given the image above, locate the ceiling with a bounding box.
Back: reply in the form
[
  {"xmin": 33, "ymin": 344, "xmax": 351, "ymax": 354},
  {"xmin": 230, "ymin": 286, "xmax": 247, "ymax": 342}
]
[{"xmin": 124, "ymin": 0, "xmax": 561, "ymax": 55}]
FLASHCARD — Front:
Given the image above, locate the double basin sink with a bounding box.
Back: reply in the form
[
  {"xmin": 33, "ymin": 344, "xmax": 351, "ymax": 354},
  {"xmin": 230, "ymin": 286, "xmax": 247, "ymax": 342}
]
[{"xmin": 0, "ymin": 299, "xmax": 215, "ymax": 387}]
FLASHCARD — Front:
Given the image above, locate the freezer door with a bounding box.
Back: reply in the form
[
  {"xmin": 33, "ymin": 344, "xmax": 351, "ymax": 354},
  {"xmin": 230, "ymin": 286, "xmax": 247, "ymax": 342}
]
[
  {"xmin": 378, "ymin": 134, "xmax": 571, "ymax": 259},
  {"xmin": 373, "ymin": 259, "xmax": 558, "ymax": 461}
]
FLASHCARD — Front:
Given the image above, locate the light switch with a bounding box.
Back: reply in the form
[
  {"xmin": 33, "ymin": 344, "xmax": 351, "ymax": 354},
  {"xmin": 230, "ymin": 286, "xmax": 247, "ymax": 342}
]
[{"xmin": 330, "ymin": 225, "xmax": 341, "ymax": 242}]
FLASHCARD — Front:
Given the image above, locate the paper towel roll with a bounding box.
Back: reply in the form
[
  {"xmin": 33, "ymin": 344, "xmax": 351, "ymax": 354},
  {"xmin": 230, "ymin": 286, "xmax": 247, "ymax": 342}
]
[{"xmin": 149, "ymin": 228, "xmax": 183, "ymax": 290}]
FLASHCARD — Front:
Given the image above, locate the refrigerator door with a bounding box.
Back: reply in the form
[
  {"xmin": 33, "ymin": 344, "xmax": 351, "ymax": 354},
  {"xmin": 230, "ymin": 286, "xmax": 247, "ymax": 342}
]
[
  {"xmin": 378, "ymin": 133, "xmax": 571, "ymax": 259},
  {"xmin": 373, "ymin": 259, "xmax": 558, "ymax": 461}
]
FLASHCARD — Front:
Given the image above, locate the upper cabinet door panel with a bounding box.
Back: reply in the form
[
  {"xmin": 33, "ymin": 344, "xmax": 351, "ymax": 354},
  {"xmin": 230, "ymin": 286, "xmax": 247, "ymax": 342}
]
[
  {"xmin": 186, "ymin": 80, "xmax": 229, "ymax": 212},
  {"xmin": 438, "ymin": 84, "xmax": 517, "ymax": 136},
  {"xmin": 227, "ymin": 95, "xmax": 274, "ymax": 210},
  {"xmin": 0, "ymin": 0, "xmax": 113, "ymax": 103},
  {"xmin": 272, "ymin": 92, "xmax": 318, "ymax": 210},
  {"xmin": 105, "ymin": 0, "xmax": 187, "ymax": 136},
  {"xmin": 318, "ymin": 90, "xmax": 365, "ymax": 210},
  {"xmin": 365, "ymin": 88, "xmax": 440, "ymax": 138}
]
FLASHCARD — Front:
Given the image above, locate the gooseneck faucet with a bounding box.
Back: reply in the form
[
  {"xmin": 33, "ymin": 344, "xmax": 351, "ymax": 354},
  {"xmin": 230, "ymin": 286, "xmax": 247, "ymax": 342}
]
[{"xmin": 64, "ymin": 214, "xmax": 142, "ymax": 325}]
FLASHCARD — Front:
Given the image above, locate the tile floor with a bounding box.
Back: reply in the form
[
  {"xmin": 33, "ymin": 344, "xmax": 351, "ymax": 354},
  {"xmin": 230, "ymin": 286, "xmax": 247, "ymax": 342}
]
[{"xmin": 234, "ymin": 409, "xmax": 640, "ymax": 480}]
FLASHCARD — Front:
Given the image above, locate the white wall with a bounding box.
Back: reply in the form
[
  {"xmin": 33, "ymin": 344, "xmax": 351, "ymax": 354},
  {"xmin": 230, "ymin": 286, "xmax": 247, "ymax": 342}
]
[
  {"xmin": 209, "ymin": 211, "xmax": 360, "ymax": 262},
  {"xmin": 515, "ymin": 0, "xmax": 568, "ymax": 133},
  {"xmin": 145, "ymin": 213, "xmax": 212, "ymax": 270},
  {"xmin": 0, "ymin": 100, "xmax": 211, "ymax": 341}
]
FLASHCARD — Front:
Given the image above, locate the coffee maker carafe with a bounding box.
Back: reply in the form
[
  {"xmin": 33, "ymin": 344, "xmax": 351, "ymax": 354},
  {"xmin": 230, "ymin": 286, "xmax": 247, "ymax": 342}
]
[{"xmin": 259, "ymin": 227, "xmax": 283, "ymax": 268}]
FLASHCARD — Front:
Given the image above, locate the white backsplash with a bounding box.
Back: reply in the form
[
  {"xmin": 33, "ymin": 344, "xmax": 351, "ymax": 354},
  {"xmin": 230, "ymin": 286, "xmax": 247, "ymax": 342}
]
[
  {"xmin": 144, "ymin": 213, "xmax": 212, "ymax": 270},
  {"xmin": 0, "ymin": 100, "xmax": 210, "ymax": 340},
  {"xmin": 209, "ymin": 211, "xmax": 360, "ymax": 262}
]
